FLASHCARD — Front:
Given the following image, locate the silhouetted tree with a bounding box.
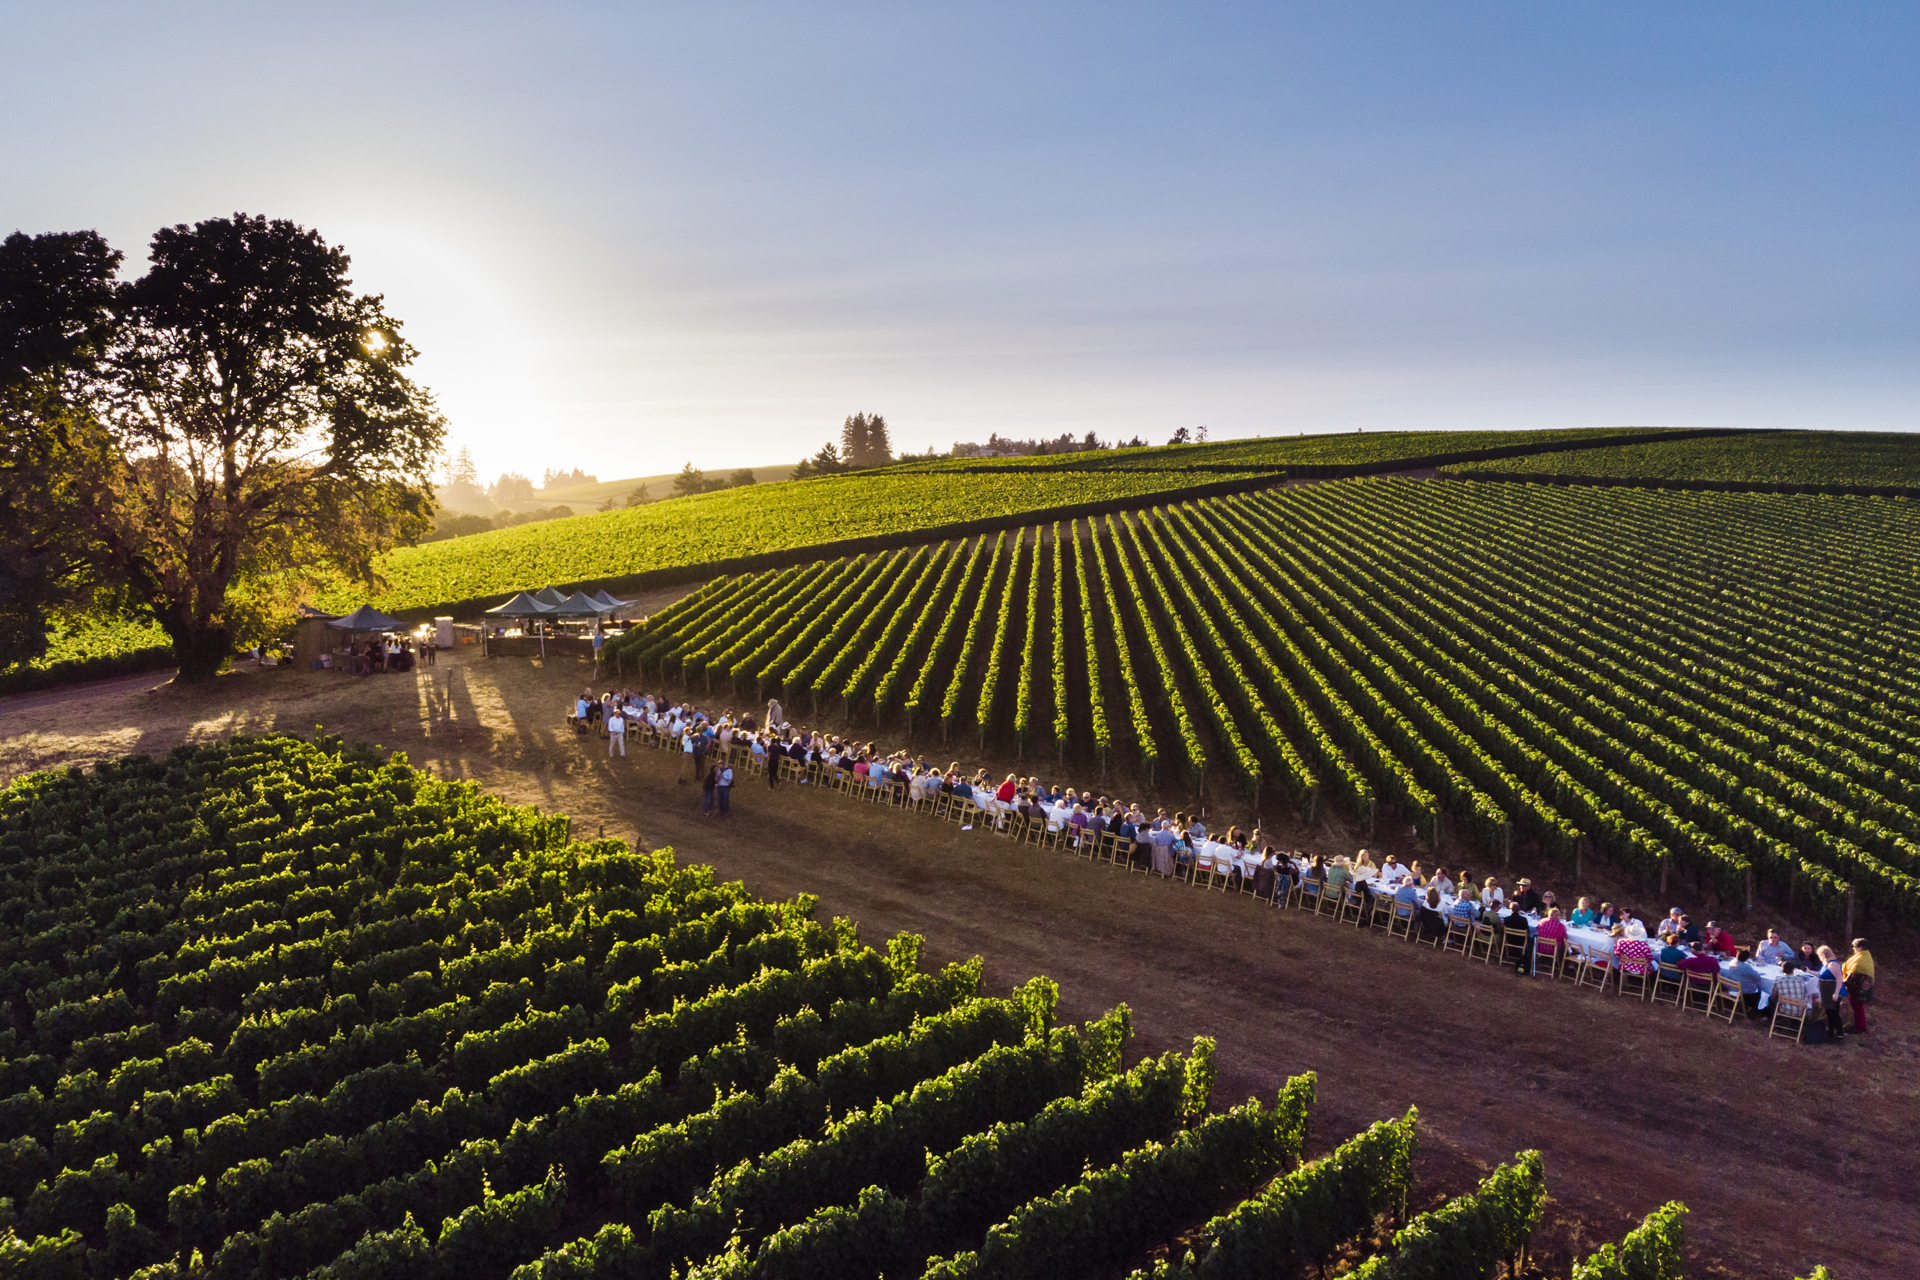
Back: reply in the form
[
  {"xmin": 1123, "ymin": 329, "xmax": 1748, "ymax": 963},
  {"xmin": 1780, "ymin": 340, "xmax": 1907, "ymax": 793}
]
[
  {"xmin": 792, "ymin": 442, "xmax": 848, "ymax": 479},
  {"xmin": 0, "ymin": 215, "xmax": 444, "ymax": 681},
  {"xmin": 840, "ymin": 412, "xmax": 892, "ymax": 469}
]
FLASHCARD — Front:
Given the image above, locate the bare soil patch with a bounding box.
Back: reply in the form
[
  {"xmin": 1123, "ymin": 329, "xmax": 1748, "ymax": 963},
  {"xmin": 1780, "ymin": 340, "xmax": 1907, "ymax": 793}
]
[{"xmin": 3, "ymin": 648, "xmax": 1910, "ymax": 1278}]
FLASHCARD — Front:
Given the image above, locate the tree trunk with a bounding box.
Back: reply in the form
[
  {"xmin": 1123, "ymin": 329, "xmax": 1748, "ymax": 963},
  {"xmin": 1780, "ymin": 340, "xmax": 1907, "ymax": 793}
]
[{"xmin": 164, "ymin": 620, "xmax": 232, "ymax": 684}]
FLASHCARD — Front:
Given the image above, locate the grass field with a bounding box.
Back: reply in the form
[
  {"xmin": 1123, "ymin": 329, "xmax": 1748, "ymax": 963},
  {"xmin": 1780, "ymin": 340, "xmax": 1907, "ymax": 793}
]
[{"xmin": 1441, "ymin": 429, "xmax": 1920, "ymax": 492}]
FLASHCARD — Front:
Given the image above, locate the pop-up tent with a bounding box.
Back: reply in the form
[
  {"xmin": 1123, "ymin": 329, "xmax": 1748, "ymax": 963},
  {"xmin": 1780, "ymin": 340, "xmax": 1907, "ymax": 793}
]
[
  {"xmin": 326, "ymin": 604, "xmax": 406, "ymax": 632},
  {"xmin": 485, "ymin": 592, "xmax": 556, "ymax": 617},
  {"xmin": 532, "ymin": 586, "xmax": 569, "ymax": 608},
  {"xmin": 550, "ymin": 591, "xmax": 614, "ymax": 617},
  {"xmin": 589, "ymin": 589, "xmax": 630, "ymax": 610},
  {"xmin": 486, "ymin": 592, "xmax": 561, "ymax": 657}
]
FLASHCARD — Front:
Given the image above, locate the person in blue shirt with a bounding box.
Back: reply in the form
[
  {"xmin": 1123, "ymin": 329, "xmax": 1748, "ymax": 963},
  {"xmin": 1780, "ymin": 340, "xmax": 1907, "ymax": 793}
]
[
  {"xmin": 1723, "ymin": 947, "xmax": 1765, "ymax": 1019},
  {"xmin": 1448, "ymin": 894, "xmax": 1479, "ymax": 927}
]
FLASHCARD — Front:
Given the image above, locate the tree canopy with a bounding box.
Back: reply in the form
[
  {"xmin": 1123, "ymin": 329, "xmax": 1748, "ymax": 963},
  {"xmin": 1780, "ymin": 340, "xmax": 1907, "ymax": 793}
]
[{"xmin": 0, "ymin": 213, "xmax": 446, "ymax": 681}]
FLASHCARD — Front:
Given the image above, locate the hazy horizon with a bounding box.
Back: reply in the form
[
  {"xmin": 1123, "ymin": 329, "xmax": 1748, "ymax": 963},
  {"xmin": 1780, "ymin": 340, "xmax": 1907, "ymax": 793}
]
[{"xmin": 4, "ymin": 3, "xmax": 1914, "ymax": 481}]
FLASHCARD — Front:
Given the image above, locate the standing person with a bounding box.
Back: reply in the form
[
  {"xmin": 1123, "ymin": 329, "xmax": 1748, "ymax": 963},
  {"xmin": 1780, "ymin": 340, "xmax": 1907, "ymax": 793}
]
[
  {"xmin": 425, "ymin": 634, "xmax": 436, "ymax": 666},
  {"xmin": 701, "ymin": 763, "xmax": 719, "ymax": 816},
  {"xmin": 1815, "ymin": 945, "xmax": 1848, "ymax": 1041},
  {"xmin": 607, "ymin": 705, "xmax": 626, "ymax": 757},
  {"xmin": 766, "ymin": 697, "xmax": 784, "ymax": 730},
  {"xmin": 1843, "ymin": 939, "xmax": 1875, "ymax": 1034},
  {"xmin": 717, "ymin": 762, "xmax": 734, "ymax": 818},
  {"xmin": 678, "ymin": 727, "xmax": 696, "ymax": 783}
]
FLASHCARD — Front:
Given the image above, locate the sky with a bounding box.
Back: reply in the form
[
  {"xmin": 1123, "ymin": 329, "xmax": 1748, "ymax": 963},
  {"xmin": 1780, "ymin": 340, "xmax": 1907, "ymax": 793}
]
[{"xmin": 3, "ymin": 3, "xmax": 1916, "ymax": 483}]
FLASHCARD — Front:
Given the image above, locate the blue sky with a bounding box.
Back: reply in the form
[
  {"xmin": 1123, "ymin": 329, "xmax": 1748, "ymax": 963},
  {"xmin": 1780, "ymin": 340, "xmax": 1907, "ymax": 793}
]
[{"xmin": 4, "ymin": 3, "xmax": 1915, "ymax": 480}]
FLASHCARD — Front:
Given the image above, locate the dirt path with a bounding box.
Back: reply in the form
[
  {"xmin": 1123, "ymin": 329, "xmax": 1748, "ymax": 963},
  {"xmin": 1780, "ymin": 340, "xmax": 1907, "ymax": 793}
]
[{"xmin": 2, "ymin": 650, "xmax": 1908, "ymax": 1279}]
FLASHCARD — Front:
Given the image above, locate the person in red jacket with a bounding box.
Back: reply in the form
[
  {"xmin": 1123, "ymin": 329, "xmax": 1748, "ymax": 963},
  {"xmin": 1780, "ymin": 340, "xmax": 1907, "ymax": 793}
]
[{"xmin": 1701, "ymin": 921, "xmax": 1737, "ymax": 957}]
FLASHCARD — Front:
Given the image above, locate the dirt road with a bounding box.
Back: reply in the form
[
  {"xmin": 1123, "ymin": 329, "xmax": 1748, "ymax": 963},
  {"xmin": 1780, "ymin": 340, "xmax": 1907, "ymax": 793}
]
[{"xmin": 2, "ymin": 648, "xmax": 1908, "ymax": 1279}]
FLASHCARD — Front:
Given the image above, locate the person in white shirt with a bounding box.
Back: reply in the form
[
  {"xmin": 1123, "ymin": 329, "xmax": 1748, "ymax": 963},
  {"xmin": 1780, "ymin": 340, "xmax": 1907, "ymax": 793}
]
[
  {"xmin": 1621, "ymin": 912, "xmax": 1648, "ymax": 940},
  {"xmin": 607, "ymin": 709, "xmax": 625, "ymax": 756},
  {"xmin": 1431, "ymin": 868, "xmax": 1455, "ymax": 897},
  {"xmin": 1377, "ymin": 855, "xmax": 1407, "ymax": 886},
  {"xmin": 678, "ymin": 729, "xmax": 696, "ymax": 783}
]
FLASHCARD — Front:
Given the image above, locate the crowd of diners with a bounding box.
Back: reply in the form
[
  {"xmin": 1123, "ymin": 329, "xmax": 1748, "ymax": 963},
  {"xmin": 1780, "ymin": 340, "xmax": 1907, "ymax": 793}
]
[{"xmin": 566, "ymin": 689, "xmax": 1879, "ymax": 1044}]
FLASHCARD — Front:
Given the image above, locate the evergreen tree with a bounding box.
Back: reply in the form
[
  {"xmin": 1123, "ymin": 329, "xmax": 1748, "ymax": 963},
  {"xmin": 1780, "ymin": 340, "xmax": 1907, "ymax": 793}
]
[{"xmin": 840, "ymin": 412, "xmax": 893, "ymax": 469}]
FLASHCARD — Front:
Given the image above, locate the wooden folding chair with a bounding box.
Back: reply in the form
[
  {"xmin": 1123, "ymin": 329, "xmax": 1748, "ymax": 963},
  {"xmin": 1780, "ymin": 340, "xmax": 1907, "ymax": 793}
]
[
  {"xmin": 1615, "ymin": 957, "xmax": 1653, "ymax": 1000},
  {"xmin": 1386, "ymin": 899, "xmax": 1416, "ymax": 940},
  {"xmin": 1297, "ymin": 879, "xmax": 1324, "ymax": 915},
  {"xmin": 1313, "ymin": 878, "xmax": 1339, "ymax": 918},
  {"xmin": 1681, "ymin": 972, "xmax": 1716, "ymax": 1014},
  {"xmin": 1532, "ymin": 934, "xmax": 1568, "ymax": 980},
  {"xmin": 1501, "ymin": 923, "xmax": 1533, "ymax": 971},
  {"xmin": 1574, "ymin": 954, "xmax": 1613, "ymax": 992},
  {"xmin": 1339, "ymin": 883, "xmax": 1367, "ymax": 927},
  {"xmin": 1707, "ymin": 974, "xmax": 1743, "ymax": 1025},
  {"xmin": 1368, "ymin": 892, "xmax": 1397, "ymax": 931},
  {"xmin": 1650, "ymin": 962, "xmax": 1686, "ymax": 1007},
  {"xmin": 1414, "ymin": 911, "xmax": 1442, "ymax": 949},
  {"xmin": 1467, "ymin": 919, "xmax": 1499, "ymax": 964},
  {"xmin": 1768, "ymin": 993, "xmax": 1811, "ymax": 1044},
  {"xmin": 1441, "ymin": 915, "xmax": 1472, "ymax": 955}
]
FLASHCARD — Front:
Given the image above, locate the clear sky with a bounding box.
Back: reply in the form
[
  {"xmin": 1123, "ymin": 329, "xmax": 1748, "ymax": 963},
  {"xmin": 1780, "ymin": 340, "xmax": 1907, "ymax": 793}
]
[{"xmin": 4, "ymin": 3, "xmax": 1915, "ymax": 483}]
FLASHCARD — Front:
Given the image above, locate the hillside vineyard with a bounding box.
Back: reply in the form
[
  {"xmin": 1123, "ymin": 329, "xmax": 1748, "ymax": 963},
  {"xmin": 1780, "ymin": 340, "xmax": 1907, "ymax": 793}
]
[
  {"xmin": 612, "ymin": 477, "xmax": 1920, "ymax": 931},
  {"xmin": 0, "ymin": 736, "xmax": 1693, "ymax": 1279}
]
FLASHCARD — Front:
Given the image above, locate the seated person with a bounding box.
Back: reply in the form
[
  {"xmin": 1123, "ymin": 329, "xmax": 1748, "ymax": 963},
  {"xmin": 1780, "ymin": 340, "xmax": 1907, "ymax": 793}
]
[
  {"xmin": 1677, "ymin": 942, "xmax": 1721, "ymax": 986},
  {"xmin": 1406, "ymin": 860, "xmax": 1426, "ymax": 887},
  {"xmin": 1675, "ymin": 914, "xmax": 1702, "ymax": 946},
  {"xmin": 1350, "ymin": 848, "xmax": 1380, "ymax": 879},
  {"xmin": 1569, "ymin": 897, "xmax": 1598, "ymax": 929},
  {"xmin": 1771, "ymin": 960, "xmax": 1813, "ymax": 1009},
  {"xmin": 1448, "ymin": 893, "xmax": 1479, "ymax": 926},
  {"xmin": 1613, "ymin": 928, "xmax": 1654, "ymax": 976},
  {"xmin": 1658, "ymin": 938, "xmax": 1689, "ymax": 970},
  {"xmin": 1724, "ymin": 947, "xmax": 1765, "ymax": 1017},
  {"xmin": 1754, "ymin": 928, "xmax": 1794, "ymax": 967},
  {"xmin": 1393, "ymin": 878, "xmax": 1422, "ymax": 909},
  {"xmin": 1481, "ymin": 878, "xmax": 1505, "ymax": 908},
  {"xmin": 1418, "ymin": 886, "xmax": 1449, "ymax": 940},
  {"xmin": 1620, "ymin": 911, "xmax": 1649, "ymax": 940},
  {"xmin": 1535, "ymin": 906, "xmax": 1569, "ymax": 949},
  {"xmin": 1377, "ymin": 854, "xmax": 1409, "ymax": 885},
  {"xmin": 1593, "ymin": 901, "xmax": 1616, "ymax": 929},
  {"xmin": 1510, "ymin": 878, "xmax": 1543, "ymax": 914},
  {"xmin": 1324, "ymin": 859, "xmax": 1349, "ymax": 893},
  {"xmin": 1430, "ymin": 867, "xmax": 1455, "ymax": 896},
  {"xmin": 1701, "ymin": 921, "xmax": 1737, "ymax": 957},
  {"xmin": 1657, "ymin": 908, "xmax": 1686, "ymax": 941}
]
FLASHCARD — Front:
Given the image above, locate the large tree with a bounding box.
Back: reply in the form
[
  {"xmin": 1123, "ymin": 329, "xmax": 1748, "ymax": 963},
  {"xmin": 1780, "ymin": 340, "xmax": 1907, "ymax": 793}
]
[
  {"xmin": 0, "ymin": 230, "xmax": 123, "ymax": 668},
  {"xmin": 0, "ymin": 214, "xmax": 446, "ymax": 682}
]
